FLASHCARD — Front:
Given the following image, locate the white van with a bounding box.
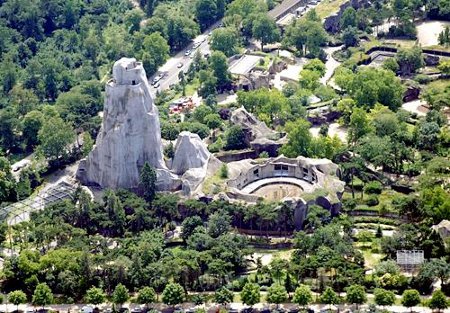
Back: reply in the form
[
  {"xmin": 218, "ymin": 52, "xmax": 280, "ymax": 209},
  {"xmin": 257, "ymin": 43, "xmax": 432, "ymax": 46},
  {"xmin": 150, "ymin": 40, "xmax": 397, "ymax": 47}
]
[{"xmin": 81, "ymin": 306, "xmax": 94, "ymax": 313}]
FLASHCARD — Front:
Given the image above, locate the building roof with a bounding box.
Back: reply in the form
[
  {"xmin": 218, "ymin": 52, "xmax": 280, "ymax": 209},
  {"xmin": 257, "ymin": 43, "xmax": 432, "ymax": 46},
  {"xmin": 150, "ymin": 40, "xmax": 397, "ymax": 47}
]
[{"xmin": 268, "ymin": 0, "xmax": 303, "ymax": 19}]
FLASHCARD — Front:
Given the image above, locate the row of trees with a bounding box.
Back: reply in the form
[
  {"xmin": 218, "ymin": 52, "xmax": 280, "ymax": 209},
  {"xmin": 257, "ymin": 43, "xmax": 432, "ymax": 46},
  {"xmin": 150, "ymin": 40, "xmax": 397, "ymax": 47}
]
[{"xmin": 7, "ymin": 282, "xmax": 449, "ymax": 312}]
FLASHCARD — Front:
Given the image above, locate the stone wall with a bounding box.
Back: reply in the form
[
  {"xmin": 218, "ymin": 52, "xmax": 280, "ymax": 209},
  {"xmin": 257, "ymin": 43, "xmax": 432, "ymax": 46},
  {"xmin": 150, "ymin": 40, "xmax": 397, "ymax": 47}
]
[
  {"xmin": 227, "ymin": 157, "xmax": 322, "ymax": 190},
  {"xmin": 222, "ymin": 156, "xmax": 345, "ymax": 230}
]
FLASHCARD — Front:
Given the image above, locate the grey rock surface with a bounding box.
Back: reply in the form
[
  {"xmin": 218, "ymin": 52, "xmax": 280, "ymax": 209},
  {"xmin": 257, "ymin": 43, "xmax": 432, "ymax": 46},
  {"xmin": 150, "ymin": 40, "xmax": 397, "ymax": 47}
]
[
  {"xmin": 171, "ymin": 131, "xmax": 211, "ymax": 175},
  {"xmin": 77, "ymin": 58, "xmax": 168, "ymax": 189},
  {"xmin": 230, "ymin": 107, "xmax": 287, "ymax": 156}
]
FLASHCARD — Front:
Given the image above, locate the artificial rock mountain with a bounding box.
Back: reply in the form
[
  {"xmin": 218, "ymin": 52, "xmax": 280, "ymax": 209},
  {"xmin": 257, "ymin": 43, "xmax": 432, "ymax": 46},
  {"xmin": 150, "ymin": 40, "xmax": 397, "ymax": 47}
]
[{"xmin": 77, "ymin": 58, "xmax": 169, "ymax": 189}]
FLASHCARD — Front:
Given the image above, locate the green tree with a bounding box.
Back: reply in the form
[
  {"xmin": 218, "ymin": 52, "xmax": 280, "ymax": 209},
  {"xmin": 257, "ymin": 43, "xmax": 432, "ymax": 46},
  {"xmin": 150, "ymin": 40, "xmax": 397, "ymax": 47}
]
[
  {"xmin": 374, "ymin": 288, "xmax": 395, "ymax": 307},
  {"xmin": 198, "ymin": 69, "xmax": 217, "ymax": 98},
  {"xmin": 208, "ymin": 211, "xmax": 231, "ymax": 238},
  {"xmin": 438, "ymin": 60, "xmax": 450, "ymax": 76},
  {"xmin": 279, "ymin": 119, "xmax": 313, "ymax": 157},
  {"xmin": 383, "ymin": 58, "xmax": 400, "ymax": 73},
  {"xmin": 267, "ymin": 283, "xmax": 288, "ymax": 307},
  {"xmin": 401, "ymin": 289, "xmax": 421, "ymax": 312},
  {"xmin": 241, "ymin": 282, "xmax": 261, "ymax": 307},
  {"xmin": 85, "ymin": 287, "xmax": 105, "ymax": 306},
  {"xmin": 143, "ymin": 32, "xmax": 170, "ymax": 69},
  {"xmin": 342, "ymin": 26, "xmax": 358, "ymax": 47},
  {"xmin": 112, "ymin": 283, "xmax": 129, "ymax": 308},
  {"xmin": 396, "ymin": 46, "xmax": 424, "ymax": 75},
  {"xmin": 348, "ymin": 108, "xmax": 371, "ymax": 145},
  {"xmin": 345, "ymin": 284, "xmax": 367, "ymax": 309},
  {"xmin": 162, "ymin": 283, "xmax": 185, "ymax": 307},
  {"xmin": 193, "ymin": 105, "xmax": 213, "ymax": 124},
  {"xmin": 237, "ymin": 88, "xmax": 291, "ymax": 125},
  {"xmin": 204, "ymin": 113, "xmax": 222, "ymax": 130},
  {"xmin": 340, "ymin": 7, "xmax": 357, "ymax": 29},
  {"xmin": 140, "ymin": 162, "xmax": 157, "ymax": 202},
  {"xmin": 166, "ymin": 16, "xmax": 200, "ymax": 51},
  {"xmin": 210, "ymin": 27, "xmax": 239, "ymax": 57},
  {"xmin": 319, "ymin": 287, "xmax": 339, "ymax": 305},
  {"xmin": 195, "ymin": 0, "xmax": 217, "ymax": 30},
  {"xmin": 293, "ymin": 285, "xmax": 313, "ymax": 309},
  {"xmin": 303, "ymin": 59, "xmax": 326, "ymax": 77},
  {"xmin": 181, "ymin": 216, "xmax": 203, "ymax": 241},
  {"xmin": 137, "ymin": 286, "xmax": 156, "ymax": 308},
  {"xmin": 299, "ymin": 69, "xmax": 321, "ymax": 90},
  {"xmin": 428, "ymin": 290, "xmax": 448, "ymax": 312},
  {"xmin": 32, "ymin": 283, "xmax": 53, "ymax": 309},
  {"xmin": 37, "ymin": 116, "xmax": 75, "ymax": 163},
  {"xmin": 335, "ymin": 67, "xmax": 404, "ymax": 110},
  {"xmin": 8, "ymin": 290, "xmax": 27, "ymax": 312},
  {"xmin": 209, "ymin": 51, "xmax": 231, "ymax": 89},
  {"xmin": 215, "ymin": 287, "xmax": 234, "ymax": 306},
  {"xmin": 124, "ymin": 9, "xmax": 144, "ymax": 33},
  {"xmin": 224, "ymin": 126, "xmax": 247, "ymax": 150},
  {"xmin": 252, "ymin": 14, "xmax": 280, "ymax": 51},
  {"xmin": 1, "ymin": 61, "xmax": 18, "ymax": 94}
]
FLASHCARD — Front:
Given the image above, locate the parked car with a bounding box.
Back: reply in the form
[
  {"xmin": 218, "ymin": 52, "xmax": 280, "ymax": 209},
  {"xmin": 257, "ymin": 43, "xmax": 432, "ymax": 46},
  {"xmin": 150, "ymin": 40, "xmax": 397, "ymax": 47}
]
[
  {"xmin": 184, "ymin": 49, "xmax": 191, "ymax": 56},
  {"xmin": 193, "ymin": 42, "xmax": 201, "ymax": 49},
  {"xmin": 131, "ymin": 308, "xmax": 142, "ymax": 313},
  {"xmin": 153, "ymin": 82, "xmax": 160, "ymax": 88},
  {"xmin": 177, "ymin": 62, "xmax": 183, "ymax": 68}
]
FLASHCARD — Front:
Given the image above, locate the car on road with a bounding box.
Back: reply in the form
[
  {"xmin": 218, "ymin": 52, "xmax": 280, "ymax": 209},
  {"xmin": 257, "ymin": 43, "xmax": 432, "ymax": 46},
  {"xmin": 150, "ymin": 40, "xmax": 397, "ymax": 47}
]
[
  {"xmin": 152, "ymin": 76, "xmax": 161, "ymax": 84},
  {"xmin": 184, "ymin": 49, "xmax": 191, "ymax": 56},
  {"xmin": 177, "ymin": 62, "xmax": 183, "ymax": 68}
]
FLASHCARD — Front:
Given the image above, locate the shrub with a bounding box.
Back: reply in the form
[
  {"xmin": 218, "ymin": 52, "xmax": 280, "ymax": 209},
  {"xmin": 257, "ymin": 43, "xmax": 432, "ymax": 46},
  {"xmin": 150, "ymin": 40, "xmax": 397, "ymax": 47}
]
[
  {"xmin": 220, "ymin": 163, "xmax": 228, "ymax": 179},
  {"xmin": 365, "ymin": 195, "xmax": 379, "ymax": 207},
  {"xmin": 364, "ymin": 181, "xmax": 383, "ymax": 194},
  {"xmin": 315, "ymin": 85, "xmax": 336, "ymax": 101},
  {"xmin": 343, "ymin": 198, "xmax": 357, "ymax": 211},
  {"xmin": 414, "ymin": 74, "xmax": 432, "ymax": 84}
]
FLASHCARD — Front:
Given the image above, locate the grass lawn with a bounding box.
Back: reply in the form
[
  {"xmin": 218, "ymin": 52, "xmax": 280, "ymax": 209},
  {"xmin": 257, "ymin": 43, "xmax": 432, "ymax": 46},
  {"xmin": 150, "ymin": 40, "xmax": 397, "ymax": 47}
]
[
  {"xmin": 343, "ymin": 187, "xmax": 405, "ymax": 214},
  {"xmin": 424, "ymin": 78, "xmax": 450, "ymax": 89},
  {"xmin": 357, "ymin": 245, "xmax": 384, "ymax": 268},
  {"xmin": 202, "ymin": 167, "xmax": 226, "ymax": 194},
  {"xmin": 315, "ymin": 0, "xmax": 350, "ymax": 19},
  {"xmin": 172, "ymin": 77, "xmax": 200, "ymax": 99}
]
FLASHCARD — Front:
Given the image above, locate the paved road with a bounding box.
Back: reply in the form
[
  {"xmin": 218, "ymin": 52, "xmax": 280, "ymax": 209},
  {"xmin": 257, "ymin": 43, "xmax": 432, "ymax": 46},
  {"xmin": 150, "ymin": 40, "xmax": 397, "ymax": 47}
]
[
  {"xmin": 149, "ymin": 24, "xmax": 216, "ymax": 95},
  {"xmin": 148, "ymin": 0, "xmax": 312, "ymax": 96}
]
